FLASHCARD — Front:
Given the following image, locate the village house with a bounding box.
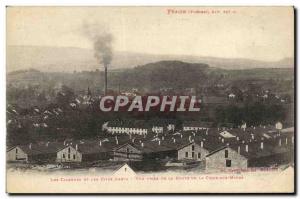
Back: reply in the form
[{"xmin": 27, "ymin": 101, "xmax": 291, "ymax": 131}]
[
  {"xmin": 105, "ymin": 121, "xmax": 148, "ymax": 135},
  {"xmin": 112, "ymin": 136, "xmax": 209, "ymax": 163},
  {"xmin": 150, "ymin": 120, "xmax": 176, "ymax": 133},
  {"xmin": 56, "ymin": 140, "xmax": 116, "ymax": 163},
  {"xmin": 205, "ymin": 145, "xmax": 248, "ymax": 170},
  {"xmin": 228, "ymin": 93, "xmax": 236, "ymax": 98},
  {"xmin": 167, "ymin": 123, "xmax": 175, "ymax": 132},
  {"xmin": 275, "ymin": 121, "xmax": 283, "ymax": 130},
  {"xmin": 151, "ymin": 126, "xmax": 163, "ymax": 133},
  {"xmin": 176, "ymin": 141, "xmax": 209, "ymax": 161},
  {"xmin": 7, "ymin": 143, "xmax": 60, "ymax": 163},
  {"xmin": 7, "ymin": 145, "xmax": 34, "ymax": 162},
  {"xmin": 113, "ymin": 163, "xmax": 136, "ymax": 176},
  {"xmin": 205, "ymin": 133, "xmax": 294, "ymax": 170},
  {"xmin": 113, "ymin": 143, "xmax": 143, "ymax": 161},
  {"xmin": 106, "ymin": 126, "xmax": 147, "ymax": 135},
  {"xmin": 56, "ymin": 145, "xmax": 82, "ymax": 163}
]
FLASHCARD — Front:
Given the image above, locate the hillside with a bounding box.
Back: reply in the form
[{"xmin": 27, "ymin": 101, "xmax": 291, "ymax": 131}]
[{"xmin": 7, "ymin": 45, "xmax": 294, "ymax": 72}]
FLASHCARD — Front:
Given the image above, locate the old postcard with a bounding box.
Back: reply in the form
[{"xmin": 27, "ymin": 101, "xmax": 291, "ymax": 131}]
[{"xmin": 6, "ymin": 6, "xmax": 295, "ymax": 193}]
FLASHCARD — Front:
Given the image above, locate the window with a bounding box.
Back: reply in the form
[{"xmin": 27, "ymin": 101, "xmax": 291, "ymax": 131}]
[
  {"xmin": 198, "ymin": 153, "xmax": 201, "ymax": 159},
  {"xmin": 16, "ymin": 148, "xmax": 18, "ymax": 154},
  {"xmin": 62, "ymin": 154, "xmax": 65, "ymax": 158},
  {"xmin": 185, "ymin": 152, "xmax": 188, "ymax": 158},
  {"xmin": 68, "ymin": 154, "xmax": 70, "ymax": 159},
  {"xmin": 73, "ymin": 154, "xmax": 76, "ymax": 160},
  {"xmin": 126, "ymin": 148, "xmax": 129, "ymax": 158},
  {"xmin": 192, "ymin": 145, "xmax": 195, "ymax": 151},
  {"xmin": 192, "ymin": 152, "xmax": 195, "ymax": 158},
  {"xmin": 226, "ymin": 159, "xmax": 231, "ymax": 167},
  {"xmin": 68, "ymin": 147, "xmax": 71, "ymax": 153},
  {"xmin": 225, "ymin": 150, "xmax": 228, "ymax": 158}
]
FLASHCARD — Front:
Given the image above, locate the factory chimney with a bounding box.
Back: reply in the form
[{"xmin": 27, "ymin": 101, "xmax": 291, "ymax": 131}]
[{"xmin": 104, "ymin": 66, "xmax": 108, "ymax": 95}]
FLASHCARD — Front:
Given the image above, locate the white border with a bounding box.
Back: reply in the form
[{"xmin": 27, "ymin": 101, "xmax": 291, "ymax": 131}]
[{"xmin": 0, "ymin": 0, "xmax": 298, "ymax": 198}]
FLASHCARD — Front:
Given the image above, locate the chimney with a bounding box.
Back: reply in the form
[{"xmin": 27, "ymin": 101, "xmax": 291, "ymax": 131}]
[
  {"xmin": 173, "ymin": 138, "xmax": 176, "ymax": 143},
  {"xmin": 63, "ymin": 140, "xmax": 66, "ymax": 145},
  {"xmin": 104, "ymin": 66, "xmax": 107, "ymax": 95},
  {"xmin": 76, "ymin": 144, "xmax": 78, "ymax": 150},
  {"xmin": 162, "ymin": 136, "xmax": 164, "ymax": 141},
  {"xmin": 29, "ymin": 143, "xmax": 32, "ymax": 149},
  {"xmin": 99, "ymin": 140, "xmax": 102, "ymax": 146},
  {"xmin": 180, "ymin": 134, "xmax": 183, "ymax": 139},
  {"xmin": 46, "ymin": 141, "xmax": 50, "ymax": 147},
  {"xmin": 245, "ymin": 144, "xmax": 248, "ymax": 152},
  {"xmin": 260, "ymin": 142, "xmax": 264, "ymax": 150},
  {"xmin": 158, "ymin": 140, "xmax": 161, "ymax": 145},
  {"xmin": 279, "ymin": 138, "xmax": 282, "ymax": 146},
  {"xmin": 200, "ymin": 141, "xmax": 204, "ymax": 148},
  {"xmin": 222, "ymin": 138, "xmax": 224, "ymax": 143},
  {"xmin": 251, "ymin": 134, "xmax": 254, "ymax": 140},
  {"xmin": 285, "ymin": 137, "xmax": 288, "ymax": 145},
  {"xmin": 115, "ymin": 136, "xmax": 119, "ymax": 145},
  {"xmin": 206, "ymin": 129, "xmax": 208, "ymax": 135},
  {"xmin": 292, "ymin": 136, "xmax": 294, "ymax": 144},
  {"xmin": 236, "ymin": 137, "xmax": 239, "ymax": 141},
  {"xmin": 141, "ymin": 142, "xmax": 144, "ymax": 147},
  {"xmin": 237, "ymin": 146, "xmax": 241, "ymax": 154}
]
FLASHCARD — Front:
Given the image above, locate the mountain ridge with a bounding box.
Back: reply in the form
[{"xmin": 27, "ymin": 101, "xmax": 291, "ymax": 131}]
[{"xmin": 7, "ymin": 45, "xmax": 294, "ymax": 72}]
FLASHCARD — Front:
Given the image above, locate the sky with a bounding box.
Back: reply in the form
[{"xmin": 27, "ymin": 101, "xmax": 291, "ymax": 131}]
[{"xmin": 7, "ymin": 6, "xmax": 294, "ymax": 62}]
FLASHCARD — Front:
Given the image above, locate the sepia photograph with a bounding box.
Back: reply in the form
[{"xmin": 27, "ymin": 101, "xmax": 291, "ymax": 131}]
[{"xmin": 5, "ymin": 6, "xmax": 295, "ymax": 193}]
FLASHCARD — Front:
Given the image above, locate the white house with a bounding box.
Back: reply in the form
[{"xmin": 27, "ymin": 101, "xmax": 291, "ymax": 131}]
[
  {"xmin": 228, "ymin": 93, "xmax": 236, "ymax": 98},
  {"xmin": 7, "ymin": 146, "xmax": 29, "ymax": 162},
  {"xmin": 152, "ymin": 126, "xmax": 163, "ymax": 133},
  {"xmin": 114, "ymin": 163, "xmax": 136, "ymax": 176},
  {"xmin": 183, "ymin": 121, "xmax": 212, "ymax": 131},
  {"xmin": 107, "ymin": 126, "xmax": 148, "ymax": 135},
  {"xmin": 275, "ymin": 122, "xmax": 283, "ymax": 130},
  {"xmin": 206, "ymin": 146, "xmax": 248, "ymax": 170},
  {"xmin": 56, "ymin": 145, "xmax": 82, "ymax": 162},
  {"xmin": 177, "ymin": 142, "xmax": 209, "ymax": 161}
]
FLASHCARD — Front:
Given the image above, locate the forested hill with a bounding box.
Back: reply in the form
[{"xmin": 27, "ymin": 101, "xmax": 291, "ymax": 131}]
[{"xmin": 116, "ymin": 61, "xmax": 209, "ymax": 90}]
